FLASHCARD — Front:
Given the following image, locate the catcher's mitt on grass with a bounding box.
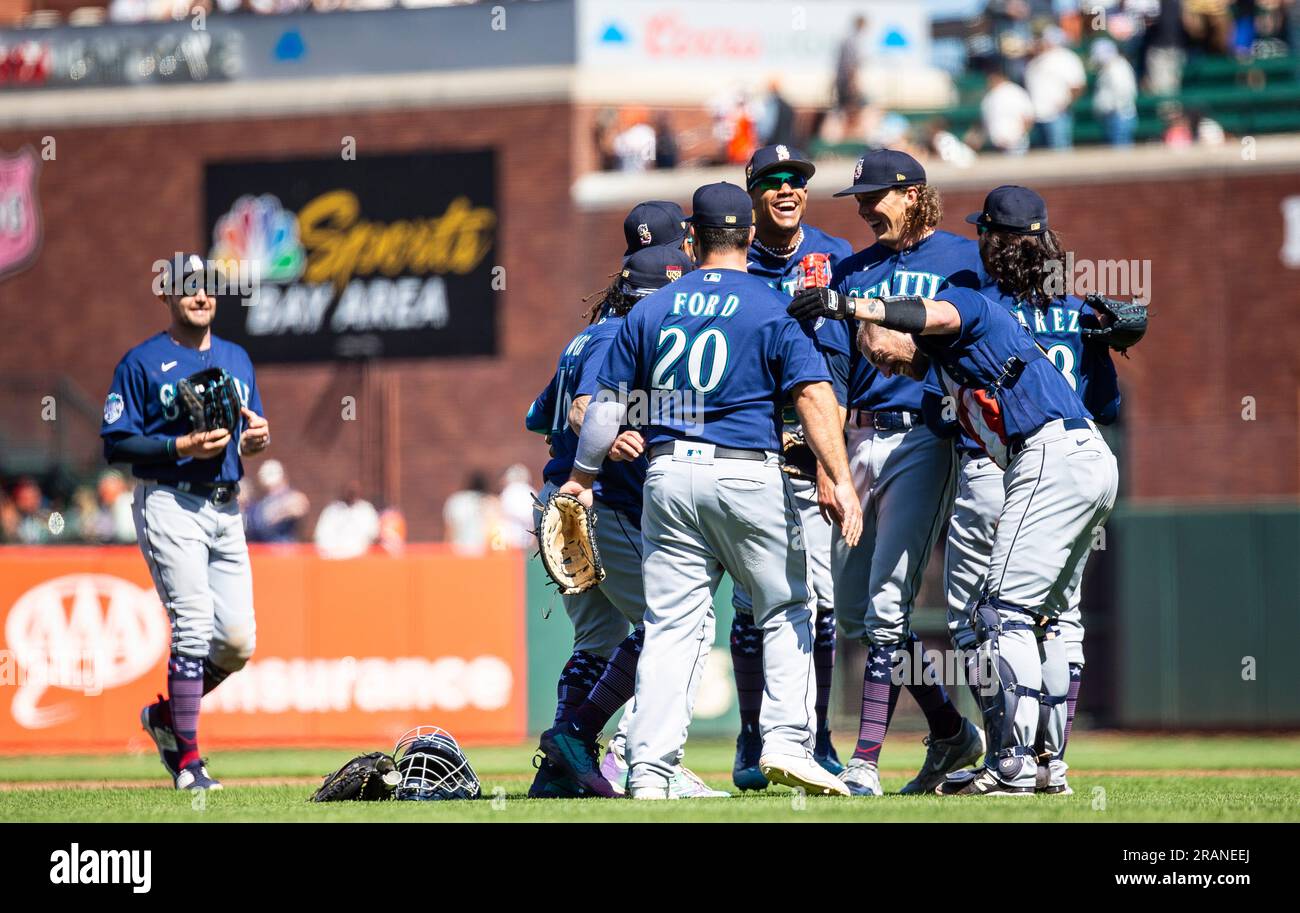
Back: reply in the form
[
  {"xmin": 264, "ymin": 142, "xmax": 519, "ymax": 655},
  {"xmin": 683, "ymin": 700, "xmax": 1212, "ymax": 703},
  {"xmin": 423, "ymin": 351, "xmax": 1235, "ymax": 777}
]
[
  {"xmin": 537, "ymin": 492, "xmax": 605, "ymax": 595},
  {"xmin": 310, "ymin": 752, "xmax": 402, "ymax": 802},
  {"xmin": 1081, "ymin": 294, "xmax": 1148, "ymax": 354},
  {"xmin": 177, "ymin": 367, "xmax": 241, "ymax": 433}
]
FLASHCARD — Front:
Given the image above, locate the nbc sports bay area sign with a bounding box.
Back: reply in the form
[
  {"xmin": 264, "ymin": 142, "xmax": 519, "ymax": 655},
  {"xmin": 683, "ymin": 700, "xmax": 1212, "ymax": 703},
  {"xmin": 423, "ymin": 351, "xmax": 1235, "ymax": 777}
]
[{"xmin": 204, "ymin": 150, "xmax": 498, "ymax": 362}]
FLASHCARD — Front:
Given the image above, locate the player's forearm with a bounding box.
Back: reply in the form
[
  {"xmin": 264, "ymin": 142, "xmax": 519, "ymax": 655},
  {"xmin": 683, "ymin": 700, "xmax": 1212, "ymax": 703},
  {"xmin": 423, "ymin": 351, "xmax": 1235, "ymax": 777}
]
[
  {"xmin": 106, "ymin": 434, "xmax": 177, "ymax": 464},
  {"xmin": 792, "ymin": 382, "xmax": 851, "ymax": 486},
  {"xmin": 854, "ymin": 296, "xmax": 961, "ymax": 335},
  {"xmin": 570, "ymin": 394, "xmax": 626, "ymax": 479},
  {"xmin": 567, "ymin": 395, "xmax": 591, "ymax": 435}
]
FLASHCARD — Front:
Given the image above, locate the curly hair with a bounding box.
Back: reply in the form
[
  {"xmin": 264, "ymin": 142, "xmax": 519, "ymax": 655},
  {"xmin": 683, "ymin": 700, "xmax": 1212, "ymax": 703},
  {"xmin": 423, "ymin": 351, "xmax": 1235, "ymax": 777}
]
[
  {"xmin": 978, "ymin": 228, "xmax": 1067, "ymax": 309},
  {"xmin": 901, "ymin": 184, "xmax": 944, "ymax": 241},
  {"xmin": 581, "ymin": 275, "xmax": 639, "ymax": 324}
]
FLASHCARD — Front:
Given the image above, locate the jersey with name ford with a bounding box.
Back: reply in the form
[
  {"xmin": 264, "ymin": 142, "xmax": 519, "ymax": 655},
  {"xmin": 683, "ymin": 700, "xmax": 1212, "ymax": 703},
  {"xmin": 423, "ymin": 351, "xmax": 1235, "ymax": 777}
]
[
  {"xmin": 916, "ymin": 287, "xmax": 1089, "ymax": 469},
  {"xmin": 527, "ymin": 314, "xmax": 646, "ymax": 523},
  {"xmin": 101, "ymin": 331, "xmax": 262, "ymax": 484},
  {"xmin": 596, "ymin": 268, "xmax": 830, "ymax": 452},
  {"xmin": 830, "ymin": 230, "xmax": 984, "ymax": 412}
]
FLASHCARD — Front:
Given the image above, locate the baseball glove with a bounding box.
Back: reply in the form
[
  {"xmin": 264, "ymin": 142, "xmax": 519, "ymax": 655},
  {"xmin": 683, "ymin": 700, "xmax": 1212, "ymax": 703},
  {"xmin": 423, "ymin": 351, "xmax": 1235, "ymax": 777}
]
[
  {"xmin": 780, "ymin": 429, "xmax": 817, "ymax": 481},
  {"xmin": 537, "ymin": 492, "xmax": 605, "ymax": 595},
  {"xmin": 1081, "ymin": 294, "xmax": 1148, "ymax": 353},
  {"xmin": 310, "ymin": 752, "xmax": 401, "ymax": 802},
  {"xmin": 177, "ymin": 367, "xmax": 241, "ymax": 433}
]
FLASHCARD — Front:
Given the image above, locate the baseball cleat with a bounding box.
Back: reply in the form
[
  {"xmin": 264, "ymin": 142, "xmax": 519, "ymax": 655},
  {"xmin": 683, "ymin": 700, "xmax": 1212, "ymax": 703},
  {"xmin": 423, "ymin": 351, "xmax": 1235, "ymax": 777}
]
[
  {"xmin": 540, "ymin": 726, "xmax": 617, "ymax": 798},
  {"xmin": 899, "ymin": 718, "xmax": 985, "ymax": 795},
  {"xmin": 600, "ymin": 741, "xmax": 629, "ymax": 795},
  {"xmin": 669, "ymin": 766, "xmax": 731, "ymax": 799},
  {"xmin": 760, "ymin": 752, "xmax": 851, "ymax": 797},
  {"xmin": 140, "ymin": 695, "xmax": 181, "ymax": 778},
  {"xmin": 936, "ymin": 767, "xmax": 1033, "ymax": 797},
  {"xmin": 814, "ymin": 727, "xmax": 845, "ymax": 777},
  {"xmin": 528, "ymin": 754, "xmax": 590, "ymax": 799},
  {"xmin": 732, "ymin": 727, "xmax": 769, "ymax": 792},
  {"xmin": 838, "ymin": 758, "xmax": 883, "ymax": 796},
  {"xmin": 628, "ymin": 785, "xmax": 670, "ymax": 800},
  {"xmin": 1036, "ymin": 762, "xmax": 1072, "ymax": 795},
  {"xmin": 174, "ymin": 760, "xmax": 222, "ymax": 791}
]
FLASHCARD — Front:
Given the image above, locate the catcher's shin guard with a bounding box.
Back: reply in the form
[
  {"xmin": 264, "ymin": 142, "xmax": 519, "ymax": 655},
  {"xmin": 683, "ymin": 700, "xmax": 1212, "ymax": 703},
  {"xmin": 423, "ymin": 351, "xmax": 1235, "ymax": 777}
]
[
  {"xmin": 1034, "ymin": 633, "xmax": 1070, "ymax": 764},
  {"xmin": 970, "ymin": 596, "xmax": 1046, "ymax": 785}
]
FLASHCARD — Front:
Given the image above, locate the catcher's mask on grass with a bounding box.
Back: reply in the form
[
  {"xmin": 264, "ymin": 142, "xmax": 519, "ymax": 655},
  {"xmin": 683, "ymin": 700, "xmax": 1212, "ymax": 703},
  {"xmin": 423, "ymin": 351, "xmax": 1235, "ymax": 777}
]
[{"xmin": 393, "ymin": 726, "xmax": 481, "ymax": 801}]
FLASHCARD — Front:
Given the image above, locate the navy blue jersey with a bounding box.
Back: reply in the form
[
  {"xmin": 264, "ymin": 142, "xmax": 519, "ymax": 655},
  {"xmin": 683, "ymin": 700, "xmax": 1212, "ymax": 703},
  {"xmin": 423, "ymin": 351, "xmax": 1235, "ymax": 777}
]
[
  {"xmin": 101, "ymin": 332, "xmax": 262, "ymax": 484},
  {"xmin": 830, "ymin": 230, "xmax": 984, "ymax": 412},
  {"xmin": 596, "ymin": 268, "xmax": 830, "ymax": 452},
  {"xmin": 934, "ymin": 289, "xmax": 1123, "ymax": 456},
  {"xmin": 916, "ymin": 287, "xmax": 1089, "ymax": 468},
  {"xmin": 747, "ymin": 224, "xmax": 854, "ymax": 297},
  {"xmin": 527, "ymin": 315, "xmax": 647, "ymax": 522}
]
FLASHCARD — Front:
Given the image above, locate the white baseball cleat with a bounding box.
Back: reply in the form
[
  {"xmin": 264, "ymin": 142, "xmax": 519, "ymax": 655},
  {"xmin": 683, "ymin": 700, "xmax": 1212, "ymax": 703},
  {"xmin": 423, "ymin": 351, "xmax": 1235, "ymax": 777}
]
[
  {"xmin": 759, "ymin": 752, "xmax": 851, "ymax": 797},
  {"xmin": 628, "ymin": 784, "xmax": 670, "ymax": 800},
  {"xmin": 839, "ymin": 758, "xmax": 883, "ymax": 796},
  {"xmin": 669, "ymin": 765, "xmax": 731, "ymax": 799},
  {"xmin": 600, "ymin": 742, "xmax": 628, "ymax": 796}
]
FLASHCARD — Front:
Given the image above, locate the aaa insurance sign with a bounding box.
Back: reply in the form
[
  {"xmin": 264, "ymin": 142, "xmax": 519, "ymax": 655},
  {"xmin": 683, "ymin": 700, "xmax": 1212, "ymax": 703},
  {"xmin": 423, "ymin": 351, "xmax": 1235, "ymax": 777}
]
[{"xmin": 204, "ymin": 150, "xmax": 498, "ymax": 362}]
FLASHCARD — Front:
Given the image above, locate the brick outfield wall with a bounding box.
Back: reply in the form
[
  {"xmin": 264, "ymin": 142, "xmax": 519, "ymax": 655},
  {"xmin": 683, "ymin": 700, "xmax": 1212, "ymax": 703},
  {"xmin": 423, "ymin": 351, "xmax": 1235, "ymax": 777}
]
[{"xmin": 1, "ymin": 106, "xmax": 1297, "ymax": 539}]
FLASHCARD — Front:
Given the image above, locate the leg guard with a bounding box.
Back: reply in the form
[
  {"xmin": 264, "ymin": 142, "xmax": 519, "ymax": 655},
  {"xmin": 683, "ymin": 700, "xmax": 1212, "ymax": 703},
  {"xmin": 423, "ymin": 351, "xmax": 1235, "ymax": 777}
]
[
  {"xmin": 1036, "ymin": 630, "xmax": 1069, "ymax": 763},
  {"xmin": 970, "ymin": 596, "xmax": 1045, "ymax": 787}
]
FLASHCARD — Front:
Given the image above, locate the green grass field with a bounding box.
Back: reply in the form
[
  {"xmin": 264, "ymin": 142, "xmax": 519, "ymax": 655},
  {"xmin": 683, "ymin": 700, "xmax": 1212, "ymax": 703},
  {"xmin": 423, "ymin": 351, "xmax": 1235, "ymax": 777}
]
[{"xmin": 2, "ymin": 733, "xmax": 1297, "ymax": 823}]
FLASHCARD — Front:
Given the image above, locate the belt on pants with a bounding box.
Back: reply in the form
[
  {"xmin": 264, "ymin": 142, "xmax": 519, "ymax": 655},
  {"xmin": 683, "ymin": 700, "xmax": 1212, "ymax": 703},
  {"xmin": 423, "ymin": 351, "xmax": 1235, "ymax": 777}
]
[
  {"xmin": 850, "ymin": 409, "xmax": 922, "ymax": 432},
  {"xmin": 1008, "ymin": 417, "xmax": 1094, "ymax": 457},
  {"xmin": 648, "ymin": 442, "xmax": 767, "ymax": 461},
  {"xmin": 155, "ymin": 480, "xmax": 240, "ymax": 506}
]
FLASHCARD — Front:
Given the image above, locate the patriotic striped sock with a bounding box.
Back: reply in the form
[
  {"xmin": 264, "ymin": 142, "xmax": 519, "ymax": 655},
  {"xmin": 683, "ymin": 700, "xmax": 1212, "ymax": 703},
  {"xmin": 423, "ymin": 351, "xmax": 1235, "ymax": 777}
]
[
  {"xmin": 554, "ymin": 651, "xmax": 608, "ymax": 727},
  {"xmin": 571, "ymin": 628, "xmax": 644, "ymax": 741},
  {"xmin": 730, "ymin": 611, "xmax": 765, "ymax": 733},
  {"xmin": 852, "ymin": 643, "xmax": 902, "ymax": 764},
  {"xmin": 902, "ymin": 632, "xmax": 964, "ymax": 741},
  {"xmin": 813, "ymin": 610, "xmax": 836, "ymax": 736},
  {"xmin": 168, "ymin": 655, "xmax": 205, "ymax": 771},
  {"xmin": 1058, "ymin": 664, "xmax": 1083, "ymax": 760}
]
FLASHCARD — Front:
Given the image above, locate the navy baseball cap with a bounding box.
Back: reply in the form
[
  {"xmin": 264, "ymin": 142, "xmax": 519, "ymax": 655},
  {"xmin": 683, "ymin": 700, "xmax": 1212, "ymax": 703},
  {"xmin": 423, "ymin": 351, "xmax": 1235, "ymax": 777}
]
[
  {"xmin": 686, "ymin": 182, "xmax": 753, "ymax": 229},
  {"xmin": 745, "ymin": 144, "xmax": 816, "ymax": 189},
  {"xmin": 159, "ymin": 252, "xmax": 208, "ymax": 295},
  {"xmin": 834, "ymin": 149, "xmax": 927, "ymax": 197},
  {"xmin": 623, "ymin": 201, "xmax": 688, "ymax": 256},
  {"xmin": 618, "ymin": 246, "xmax": 695, "ymax": 297},
  {"xmin": 965, "ymin": 185, "xmax": 1049, "ymax": 234}
]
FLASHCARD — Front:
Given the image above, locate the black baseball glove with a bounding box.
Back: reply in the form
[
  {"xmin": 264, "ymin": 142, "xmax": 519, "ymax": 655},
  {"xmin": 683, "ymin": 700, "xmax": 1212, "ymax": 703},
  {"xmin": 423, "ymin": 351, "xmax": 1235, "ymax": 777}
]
[
  {"xmin": 177, "ymin": 367, "xmax": 241, "ymax": 433},
  {"xmin": 310, "ymin": 752, "xmax": 401, "ymax": 802},
  {"xmin": 787, "ymin": 287, "xmax": 855, "ymax": 322},
  {"xmin": 1081, "ymin": 294, "xmax": 1148, "ymax": 353}
]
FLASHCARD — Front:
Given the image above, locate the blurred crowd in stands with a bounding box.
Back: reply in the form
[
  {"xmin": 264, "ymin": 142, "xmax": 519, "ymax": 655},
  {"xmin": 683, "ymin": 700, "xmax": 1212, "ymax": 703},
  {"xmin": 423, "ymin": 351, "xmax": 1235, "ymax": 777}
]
[
  {"xmin": 5, "ymin": 0, "xmax": 479, "ymax": 28},
  {"xmin": 592, "ymin": 0, "xmax": 1296, "ymax": 171},
  {"xmin": 0, "ymin": 461, "xmax": 538, "ymax": 554}
]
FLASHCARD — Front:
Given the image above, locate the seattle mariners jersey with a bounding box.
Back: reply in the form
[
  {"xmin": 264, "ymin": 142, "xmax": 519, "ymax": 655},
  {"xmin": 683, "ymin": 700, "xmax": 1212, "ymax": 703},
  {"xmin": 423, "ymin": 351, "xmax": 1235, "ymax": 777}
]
[
  {"xmin": 934, "ymin": 289, "xmax": 1123, "ymax": 455},
  {"xmin": 527, "ymin": 315, "xmax": 646, "ymax": 522},
  {"xmin": 830, "ymin": 230, "xmax": 984, "ymax": 411},
  {"xmin": 916, "ymin": 287, "xmax": 1089, "ymax": 468},
  {"xmin": 101, "ymin": 332, "xmax": 262, "ymax": 484},
  {"xmin": 596, "ymin": 269, "xmax": 830, "ymax": 452},
  {"xmin": 747, "ymin": 225, "xmax": 854, "ymax": 297}
]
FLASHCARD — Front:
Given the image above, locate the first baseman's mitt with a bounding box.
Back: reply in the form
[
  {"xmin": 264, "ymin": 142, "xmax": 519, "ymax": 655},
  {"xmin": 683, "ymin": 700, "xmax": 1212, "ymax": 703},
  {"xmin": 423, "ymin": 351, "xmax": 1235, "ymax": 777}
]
[
  {"xmin": 177, "ymin": 367, "xmax": 241, "ymax": 433},
  {"xmin": 780, "ymin": 429, "xmax": 817, "ymax": 481},
  {"xmin": 310, "ymin": 752, "xmax": 401, "ymax": 802},
  {"xmin": 537, "ymin": 492, "xmax": 605, "ymax": 595},
  {"xmin": 1081, "ymin": 294, "xmax": 1148, "ymax": 353}
]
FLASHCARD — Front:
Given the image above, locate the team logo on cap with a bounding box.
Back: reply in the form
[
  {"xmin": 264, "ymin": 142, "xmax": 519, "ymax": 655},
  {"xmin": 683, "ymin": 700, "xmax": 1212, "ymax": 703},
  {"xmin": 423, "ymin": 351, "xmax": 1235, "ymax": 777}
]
[
  {"xmin": 854, "ymin": 158, "xmax": 864, "ymax": 182},
  {"xmin": 776, "ymin": 145, "xmax": 790, "ymax": 161},
  {"xmin": 665, "ymin": 266, "xmax": 682, "ymax": 281},
  {"xmin": 724, "ymin": 215, "xmax": 737, "ymax": 224},
  {"xmin": 895, "ymin": 173, "xmax": 906, "ymax": 182},
  {"xmin": 746, "ymin": 163, "xmax": 753, "ymax": 181},
  {"xmin": 637, "ymin": 222, "xmax": 652, "ymax": 245},
  {"xmin": 1030, "ymin": 221, "xmax": 1041, "ymax": 231},
  {"xmin": 621, "ymin": 269, "xmax": 631, "ymax": 278}
]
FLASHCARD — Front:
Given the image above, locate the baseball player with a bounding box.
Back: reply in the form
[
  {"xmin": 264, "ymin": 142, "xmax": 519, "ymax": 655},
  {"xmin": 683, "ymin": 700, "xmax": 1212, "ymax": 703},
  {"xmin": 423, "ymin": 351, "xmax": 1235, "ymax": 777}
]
[
  {"xmin": 938, "ymin": 185, "xmax": 1138, "ymax": 794},
  {"xmin": 622, "ymin": 200, "xmax": 692, "ymax": 261},
  {"xmin": 565, "ymin": 182, "xmax": 863, "ymax": 799},
  {"xmin": 789, "ymin": 260, "xmax": 1119, "ymax": 797},
  {"xmin": 101, "ymin": 254, "xmax": 269, "ymax": 791},
  {"xmin": 729, "ymin": 144, "xmax": 854, "ymax": 790},
  {"xmin": 808, "ymin": 150, "xmax": 985, "ymax": 796},
  {"xmin": 524, "ymin": 245, "xmax": 725, "ymax": 799}
]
